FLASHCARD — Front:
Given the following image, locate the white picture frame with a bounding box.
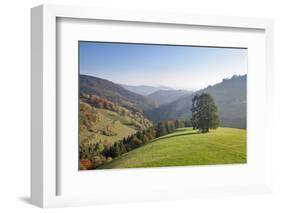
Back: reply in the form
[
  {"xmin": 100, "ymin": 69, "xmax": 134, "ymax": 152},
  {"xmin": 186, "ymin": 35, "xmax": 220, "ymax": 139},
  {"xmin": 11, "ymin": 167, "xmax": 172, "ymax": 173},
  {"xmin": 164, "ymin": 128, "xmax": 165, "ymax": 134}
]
[{"xmin": 31, "ymin": 4, "xmax": 274, "ymax": 208}]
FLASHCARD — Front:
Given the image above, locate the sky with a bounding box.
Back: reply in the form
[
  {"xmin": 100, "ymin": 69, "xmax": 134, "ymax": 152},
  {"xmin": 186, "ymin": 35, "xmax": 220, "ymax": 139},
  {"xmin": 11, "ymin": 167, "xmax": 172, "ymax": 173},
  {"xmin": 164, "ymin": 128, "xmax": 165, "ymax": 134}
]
[{"xmin": 79, "ymin": 41, "xmax": 247, "ymax": 90}]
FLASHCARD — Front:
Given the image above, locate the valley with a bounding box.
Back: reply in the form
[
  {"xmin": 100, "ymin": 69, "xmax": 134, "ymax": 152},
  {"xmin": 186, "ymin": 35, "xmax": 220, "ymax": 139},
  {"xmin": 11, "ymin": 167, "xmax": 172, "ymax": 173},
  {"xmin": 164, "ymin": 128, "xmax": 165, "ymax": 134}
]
[{"xmin": 79, "ymin": 74, "xmax": 247, "ymax": 170}]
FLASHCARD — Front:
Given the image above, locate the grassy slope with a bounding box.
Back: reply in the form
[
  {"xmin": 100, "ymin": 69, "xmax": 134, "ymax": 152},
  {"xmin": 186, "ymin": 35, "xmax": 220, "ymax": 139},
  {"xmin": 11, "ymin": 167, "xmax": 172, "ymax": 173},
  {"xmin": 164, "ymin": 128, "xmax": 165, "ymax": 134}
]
[
  {"xmin": 80, "ymin": 108, "xmax": 137, "ymax": 145},
  {"xmin": 100, "ymin": 127, "xmax": 246, "ymax": 169}
]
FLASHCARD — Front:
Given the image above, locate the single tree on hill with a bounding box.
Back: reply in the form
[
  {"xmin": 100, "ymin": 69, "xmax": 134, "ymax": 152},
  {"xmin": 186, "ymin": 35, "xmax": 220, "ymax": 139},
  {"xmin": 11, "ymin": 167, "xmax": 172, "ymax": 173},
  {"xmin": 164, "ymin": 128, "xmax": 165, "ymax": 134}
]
[{"xmin": 190, "ymin": 93, "xmax": 220, "ymax": 133}]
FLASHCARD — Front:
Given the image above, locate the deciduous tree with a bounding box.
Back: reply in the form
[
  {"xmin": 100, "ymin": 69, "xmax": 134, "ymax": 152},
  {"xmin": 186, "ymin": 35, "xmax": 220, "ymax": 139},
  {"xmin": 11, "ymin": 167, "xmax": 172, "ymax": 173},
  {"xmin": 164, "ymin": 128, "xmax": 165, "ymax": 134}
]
[{"xmin": 191, "ymin": 93, "xmax": 220, "ymax": 133}]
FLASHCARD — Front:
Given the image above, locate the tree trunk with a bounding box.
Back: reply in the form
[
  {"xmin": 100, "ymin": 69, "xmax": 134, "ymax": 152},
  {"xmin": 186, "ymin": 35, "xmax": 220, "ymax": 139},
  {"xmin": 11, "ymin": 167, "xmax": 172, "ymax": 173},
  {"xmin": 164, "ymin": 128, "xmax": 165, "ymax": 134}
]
[{"xmin": 201, "ymin": 128, "xmax": 209, "ymax": 133}]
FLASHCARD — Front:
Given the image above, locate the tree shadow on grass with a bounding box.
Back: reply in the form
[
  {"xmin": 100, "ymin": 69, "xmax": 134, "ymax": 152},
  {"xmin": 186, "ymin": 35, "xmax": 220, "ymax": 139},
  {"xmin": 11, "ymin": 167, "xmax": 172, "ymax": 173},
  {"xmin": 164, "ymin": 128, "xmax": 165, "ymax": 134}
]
[
  {"xmin": 154, "ymin": 131, "xmax": 200, "ymax": 142},
  {"xmin": 175, "ymin": 128, "xmax": 193, "ymax": 133}
]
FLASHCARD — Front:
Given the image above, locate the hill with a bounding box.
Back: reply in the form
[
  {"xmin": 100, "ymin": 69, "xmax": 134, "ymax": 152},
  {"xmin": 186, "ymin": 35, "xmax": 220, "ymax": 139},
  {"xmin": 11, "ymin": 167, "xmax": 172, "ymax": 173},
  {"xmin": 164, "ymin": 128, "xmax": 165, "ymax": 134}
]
[
  {"xmin": 121, "ymin": 84, "xmax": 171, "ymax": 96},
  {"xmin": 145, "ymin": 75, "xmax": 247, "ymax": 128},
  {"xmin": 147, "ymin": 89, "xmax": 192, "ymax": 106},
  {"xmin": 99, "ymin": 127, "xmax": 246, "ymax": 169},
  {"xmin": 79, "ymin": 79, "xmax": 154, "ymax": 169},
  {"xmin": 80, "ymin": 96, "xmax": 153, "ymax": 146},
  {"xmin": 80, "ymin": 74, "xmax": 156, "ymax": 111}
]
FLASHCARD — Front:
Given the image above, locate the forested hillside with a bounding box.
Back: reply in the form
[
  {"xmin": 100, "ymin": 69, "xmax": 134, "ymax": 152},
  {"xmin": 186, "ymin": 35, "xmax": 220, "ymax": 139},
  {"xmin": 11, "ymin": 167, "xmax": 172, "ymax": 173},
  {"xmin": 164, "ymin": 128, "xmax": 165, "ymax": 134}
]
[
  {"xmin": 79, "ymin": 77, "xmax": 154, "ymax": 169},
  {"xmin": 80, "ymin": 75, "xmax": 157, "ymax": 112},
  {"xmin": 145, "ymin": 75, "xmax": 247, "ymax": 128}
]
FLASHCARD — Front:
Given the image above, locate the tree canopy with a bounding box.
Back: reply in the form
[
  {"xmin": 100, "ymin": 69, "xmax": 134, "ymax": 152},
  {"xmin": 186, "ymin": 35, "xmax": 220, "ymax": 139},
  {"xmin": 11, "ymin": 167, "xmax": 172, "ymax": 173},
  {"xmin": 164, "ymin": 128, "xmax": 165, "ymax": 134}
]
[{"xmin": 190, "ymin": 93, "xmax": 220, "ymax": 133}]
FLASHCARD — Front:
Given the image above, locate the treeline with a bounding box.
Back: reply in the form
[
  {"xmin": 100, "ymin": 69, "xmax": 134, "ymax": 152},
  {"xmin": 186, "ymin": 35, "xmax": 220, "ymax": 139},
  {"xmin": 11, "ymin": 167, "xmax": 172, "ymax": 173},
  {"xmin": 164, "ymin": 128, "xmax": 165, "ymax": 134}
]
[
  {"xmin": 156, "ymin": 119, "xmax": 190, "ymax": 137},
  {"xmin": 108, "ymin": 126, "xmax": 157, "ymax": 156},
  {"xmin": 80, "ymin": 119, "xmax": 191, "ymax": 169}
]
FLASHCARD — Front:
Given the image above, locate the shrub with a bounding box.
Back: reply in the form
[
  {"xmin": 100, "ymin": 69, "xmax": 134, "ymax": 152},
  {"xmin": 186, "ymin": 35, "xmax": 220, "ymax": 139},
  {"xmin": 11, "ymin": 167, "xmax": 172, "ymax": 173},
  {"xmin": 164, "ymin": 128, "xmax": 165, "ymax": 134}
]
[{"xmin": 80, "ymin": 159, "xmax": 93, "ymax": 170}]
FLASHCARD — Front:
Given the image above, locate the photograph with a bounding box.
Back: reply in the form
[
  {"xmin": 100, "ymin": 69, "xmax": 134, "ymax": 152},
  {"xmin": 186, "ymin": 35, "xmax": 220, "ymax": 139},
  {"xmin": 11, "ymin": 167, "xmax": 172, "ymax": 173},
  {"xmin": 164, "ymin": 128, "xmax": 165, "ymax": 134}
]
[{"xmin": 79, "ymin": 41, "xmax": 247, "ymax": 170}]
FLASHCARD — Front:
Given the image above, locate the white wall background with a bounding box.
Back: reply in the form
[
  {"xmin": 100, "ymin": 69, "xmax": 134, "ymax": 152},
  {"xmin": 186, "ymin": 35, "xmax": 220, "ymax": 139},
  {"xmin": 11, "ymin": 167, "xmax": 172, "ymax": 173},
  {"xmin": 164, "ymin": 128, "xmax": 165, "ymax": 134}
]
[{"xmin": 0, "ymin": 0, "xmax": 280, "ymax": 212}]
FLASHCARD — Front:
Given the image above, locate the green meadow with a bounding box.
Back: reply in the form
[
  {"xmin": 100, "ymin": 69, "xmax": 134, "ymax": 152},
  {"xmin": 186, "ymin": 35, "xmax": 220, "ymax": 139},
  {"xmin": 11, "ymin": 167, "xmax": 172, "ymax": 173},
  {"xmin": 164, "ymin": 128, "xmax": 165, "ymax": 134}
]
[{"xmin": 100, "ymin": 127, "xmax": 246, "ymax": 169}]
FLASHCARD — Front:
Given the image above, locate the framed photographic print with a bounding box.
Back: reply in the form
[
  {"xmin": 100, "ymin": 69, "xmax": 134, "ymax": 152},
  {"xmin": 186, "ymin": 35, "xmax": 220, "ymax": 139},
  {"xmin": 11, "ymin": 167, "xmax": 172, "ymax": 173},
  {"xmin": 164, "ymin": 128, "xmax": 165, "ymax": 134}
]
[
  {"xmin": 31, "ymin": 4, "xmax": 274, "ymax": 208},
  {"xmin": 78, "ymin": 41, "xmax": 247, "ymax": 170}
]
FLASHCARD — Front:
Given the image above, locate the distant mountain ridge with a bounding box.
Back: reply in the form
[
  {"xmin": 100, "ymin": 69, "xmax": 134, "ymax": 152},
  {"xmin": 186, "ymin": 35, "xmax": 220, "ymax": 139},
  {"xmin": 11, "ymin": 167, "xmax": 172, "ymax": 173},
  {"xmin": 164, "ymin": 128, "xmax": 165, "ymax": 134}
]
[
  {"xmin": 145, "ymin": 75, "xmax": 247, "ymax": 128},
  {"xmin": 80, "ymin": 75, "xmax": 156, "ymax": 112},
  {"xmin": 121, "ymin": 84, "xmax": 172, "ymax": 96},
  {"xmin": 147, "ymin": 89, "xmax": 192, "ymax": 106}
]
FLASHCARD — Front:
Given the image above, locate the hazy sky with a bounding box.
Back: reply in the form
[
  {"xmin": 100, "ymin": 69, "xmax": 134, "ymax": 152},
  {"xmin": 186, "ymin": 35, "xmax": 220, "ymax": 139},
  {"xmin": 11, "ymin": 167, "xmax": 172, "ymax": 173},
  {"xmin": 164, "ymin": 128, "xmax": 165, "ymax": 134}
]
[{"xmin": 79, "ymin": 41, "xmax": 247, "ymax": 90}]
